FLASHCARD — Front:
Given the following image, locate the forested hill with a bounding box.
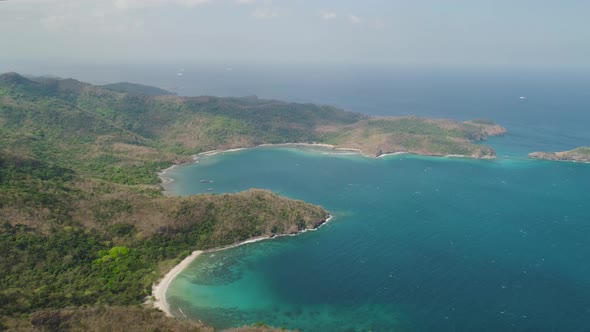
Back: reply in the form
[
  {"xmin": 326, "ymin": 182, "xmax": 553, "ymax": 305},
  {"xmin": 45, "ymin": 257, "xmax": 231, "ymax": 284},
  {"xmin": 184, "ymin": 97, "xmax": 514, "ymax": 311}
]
[
  {"xmin": 0, "ymin": 72, "xmax": 366, "ymax": 184},
  {"xmin": 0, "ymin": 73, "xmax": 331, "ymax": 331},
  {"xmin": 101, "ymin": 82, "xmax": 177, "ymax": 96},
  {"xmin": 0, "ymin": 72, "xmax": 504, "ymax": 176},
  {"xmin": 0, "ymin": 72, "xmax": 505, "ymax": 330},
  {"xmin": 0, "ymin": 150, "xmax": 327, "ymax": 331}
]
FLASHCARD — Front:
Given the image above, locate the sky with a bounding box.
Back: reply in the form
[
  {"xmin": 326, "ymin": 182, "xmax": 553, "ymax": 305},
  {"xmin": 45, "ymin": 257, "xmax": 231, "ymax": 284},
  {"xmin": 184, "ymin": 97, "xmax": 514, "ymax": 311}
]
[{"xmin": 1, "ymin": 0, "xmax": 590, "ymax": 67}]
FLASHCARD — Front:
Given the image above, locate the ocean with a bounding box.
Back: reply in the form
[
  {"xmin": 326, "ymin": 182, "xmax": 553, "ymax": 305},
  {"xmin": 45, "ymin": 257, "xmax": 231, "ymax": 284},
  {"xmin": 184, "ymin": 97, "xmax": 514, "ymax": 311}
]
[
  {"xmin": 6, "ymin": 62, "xmax": 589, "ymax": 153},
  {"xmin": 8, "ymin": 63, "xmax": 590, "ymax": 331},
  {"xmin": 152, "ymin": 66, "xmax": 590, "ymax": 331},
  {"xmin": 164, "ymin": 147, "xmax": 590, "ymax": 331}
]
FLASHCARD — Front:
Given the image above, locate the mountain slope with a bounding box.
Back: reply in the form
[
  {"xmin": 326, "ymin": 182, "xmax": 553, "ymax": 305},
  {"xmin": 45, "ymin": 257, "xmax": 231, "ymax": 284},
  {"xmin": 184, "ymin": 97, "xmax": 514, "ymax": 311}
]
[
  {"xmin": 101, "ymin": 82, "xmax": 177, "ymax": 96},
  {"xmin": 1, "ymin": 72, "xmax": 504, "ymax": 169},
  {"xmin": 0, "ymin": 73, "xmax": 331, "ymax": 329},
  {"xmin": 0, "ymin": 72, "xmax": 505, "ymax": 330}
]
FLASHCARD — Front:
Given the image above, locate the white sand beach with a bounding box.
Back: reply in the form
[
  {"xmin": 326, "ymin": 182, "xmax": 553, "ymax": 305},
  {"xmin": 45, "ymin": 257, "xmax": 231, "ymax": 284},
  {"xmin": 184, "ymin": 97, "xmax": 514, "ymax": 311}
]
[
  {"xmin": 150, "ymin": 236, "xmax": 269, "ymax": 316},
  {"xmin": 149, "ymin": 216, "xmax": 333, "ymax": 317},
  {"xmin": 152, "ymin": 250, "xmax": 203, "ymax": 317}
]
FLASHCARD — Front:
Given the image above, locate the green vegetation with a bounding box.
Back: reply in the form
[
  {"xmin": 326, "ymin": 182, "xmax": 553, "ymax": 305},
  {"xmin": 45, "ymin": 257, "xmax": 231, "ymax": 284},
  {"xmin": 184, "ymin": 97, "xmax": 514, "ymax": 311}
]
[
  {"xmin": 320, "ymin": 117, "xmax": 505, "ymax": 158},
  {"xmin": 0, "ymin": 152, "xmax": 326, "ymax": 330},
  {"xmin": 0, "ymin": 152, "xmax": 326, "ymax": 316},
  {"xmin": 0, "ymin": 72, "xmax": 504, "ymax": 330},
  {"xmin": 572, "ymin": 147, "xmax": 590, "ymax": 155},
  {"xmin": 468, "ymin": 119, "xmax": 496, "ymax": 125},
  {"xmin": 0, "ymin": 72, "xmax": 503, "ymax": 167},
  {"xmin": 0, "ymin": 72, "xmax": 368, "ymax": 180},
  {"xmin": 3, "ymin": 306, "xmax": 205, "ymax": 332},
  {"xmin": 4, "ymin": 306, "xmax": 295, "ymax": 331},
  {"xmin": 529, "ymin": 147, "xmax": 590, "ymax": 163},
  {"xmin": 101, "ymin": 82, "xmax": 177, "ymax": 96}
]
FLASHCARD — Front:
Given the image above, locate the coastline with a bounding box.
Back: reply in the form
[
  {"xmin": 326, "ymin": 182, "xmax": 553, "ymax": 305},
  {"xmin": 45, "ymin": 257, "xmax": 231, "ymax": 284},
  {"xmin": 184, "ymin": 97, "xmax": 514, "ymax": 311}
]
[
  {"xmin": 195, "ymin": 145, "xmax": 480, "ymax": 161},
  {"xmin": 157, "ymin": 143, "xmax": 364, "ymax": 190},
  {"xmin": 377, "ymin": 151, "xmax": 494, "ymax": 160},
  {"xmin": 157, "ymin": 164, "xmax": 180, "ymax": 196},
  {"xmin": 199, "ymin": 143, "xmax": 363, "ymax": 157},
  {"xmin": 151, "ymin": 143, "xmax": 488, "ymax": 320},
  {"xmin": 150, "ymin": 214, "xmax": 333, "ymax": 318},
  {"xmin": 197, "ymin": 147, "xmax": 250, "ymax": 157},
  {"xmin": 157, "ymin": 155, "xmax": 200, "ymax": 196},
  {"xmin": 528, "ymin": 150, "xmax": 590, "ymax": 164},
  {"xmin": 152, "ymin": 250, "xmax": 203, "ymax": 317},
  {"xmin": 528, "ymin": 157, "xmax": 590, "ymax": 164},
  {"xmin": 157, "ymin": 143, "xmax": 492, "ymax": 192}
]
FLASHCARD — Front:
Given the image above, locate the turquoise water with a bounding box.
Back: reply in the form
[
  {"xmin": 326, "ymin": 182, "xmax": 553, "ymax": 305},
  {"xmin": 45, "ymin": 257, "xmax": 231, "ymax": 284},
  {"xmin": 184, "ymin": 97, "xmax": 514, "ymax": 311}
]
[
  {"xmin": 13, "ymin": 63, "xmax": 589, "ymax": 330},
  {"xmin": 165, "ymin": 147, "xmax": 590, "ymax": 332},
  {"xmin": 151, "ymin": 67, "xmax": 590, "ymax": 331}
]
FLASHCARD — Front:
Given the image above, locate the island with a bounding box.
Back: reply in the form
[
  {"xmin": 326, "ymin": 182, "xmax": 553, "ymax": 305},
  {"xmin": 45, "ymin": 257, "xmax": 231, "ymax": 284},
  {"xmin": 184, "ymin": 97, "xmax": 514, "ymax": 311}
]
[
  {"xmin": 529, "ymin": 147, "xmax": 590, "ymax": 163},
  {"xmin": 0, "ymin": 72, "xmax": 506, "ymax": 331}
]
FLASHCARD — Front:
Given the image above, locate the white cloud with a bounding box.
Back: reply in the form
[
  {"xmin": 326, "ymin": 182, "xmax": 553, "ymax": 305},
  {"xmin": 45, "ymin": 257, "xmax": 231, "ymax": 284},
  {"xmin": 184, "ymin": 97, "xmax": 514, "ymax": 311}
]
[
  {"xmin": 317, "ymin": 11, "xmax": 362, "ymax": 24},
  {"xmin": 252, "ymin": 6, "xmax": 279, "ymax": 19},
  {"xmin": 373, "ymin": 19, "xmax": 385, "ymax": 30},
  {"xmin": 113, "ymin": 0, "xmax": 210, "ymax": 10},
  {"xmin": 40, "ymin": 15, "xmax": 68, "ymax": 28},
  {"xmin": 321, "ymin": 12, "xmax": 337, "ymax": 20},
  {"xmin": 37, "ymin": 1, "xmax": 145, "ymax": 33},
  {"xmin": 349, "ymin": 14, "xmax": 361, "ymax": 24},
  {"xmin": 247, "ymin": 0, "xmax": 280, "ymax": 19},
  {"xmin": 188, "ymin": 0, "xmax": 278, "ymax": 19},
  {"xmin": 5, "ymin": 0, "xmax": 209, "ymax": 6}
]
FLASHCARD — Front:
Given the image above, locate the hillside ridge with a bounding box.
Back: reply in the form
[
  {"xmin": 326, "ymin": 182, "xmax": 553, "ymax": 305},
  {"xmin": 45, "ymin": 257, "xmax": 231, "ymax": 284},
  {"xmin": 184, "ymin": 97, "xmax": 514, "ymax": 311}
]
[{"xmin": 0, "ymin": 72, "xmax": 506, "ymax": 330}]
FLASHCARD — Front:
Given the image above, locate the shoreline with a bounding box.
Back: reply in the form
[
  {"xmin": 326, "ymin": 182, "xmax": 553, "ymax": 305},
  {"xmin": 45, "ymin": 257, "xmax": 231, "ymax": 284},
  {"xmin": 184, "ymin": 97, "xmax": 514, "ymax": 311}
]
[
  {"xmin": 157, "ymin": 143, "xmax": 365, "ymax": 191},
  {"xmin": 198, "ymin": 143, "xmax": 364, "ymax": 157},
  {"xmin": 157, "ymin": 164, "xmax": 180, "ymax": 196},
  {"xmin": 151, "ymin": 250, "xmax": 204, "ymax": 317},
  {"xmin": 157, "ymin": 143, "xmax": 491, "ymax": 191},
  {"xmin": 157, "ymin": 155, "xmax": 200, "ymax": 196},
  {"xmin": 151, "ymin": 143, "xmax": 488, "ymax": 319},
  {"xmin": 377, "ymin": 151, "xmax": 494, "ymax": 160},
  {"xmin": 149, "ymin": 214, "xmax": 333, "ymax": 318},
  {"xmin": 528, "ymin": 157, "xmax": 590, "ymax": 164}
]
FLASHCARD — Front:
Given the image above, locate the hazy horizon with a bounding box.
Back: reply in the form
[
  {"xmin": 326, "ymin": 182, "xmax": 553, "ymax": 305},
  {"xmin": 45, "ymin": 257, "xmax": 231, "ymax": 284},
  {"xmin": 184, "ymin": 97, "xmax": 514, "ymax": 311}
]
[{"xmin": 2, "ymin": 0, "xmax": 589, "ymax": 68}]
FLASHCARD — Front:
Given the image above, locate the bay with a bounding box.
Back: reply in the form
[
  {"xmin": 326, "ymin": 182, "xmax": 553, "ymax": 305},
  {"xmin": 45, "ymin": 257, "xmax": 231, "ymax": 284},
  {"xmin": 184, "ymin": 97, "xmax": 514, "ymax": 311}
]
[
  {"xmin": 7, "ymin": 61, "xmax": 590, "ymax": 332},
  {"xmin": 165, "ymin": 147, "xmax": 590, "ymax": 331}
]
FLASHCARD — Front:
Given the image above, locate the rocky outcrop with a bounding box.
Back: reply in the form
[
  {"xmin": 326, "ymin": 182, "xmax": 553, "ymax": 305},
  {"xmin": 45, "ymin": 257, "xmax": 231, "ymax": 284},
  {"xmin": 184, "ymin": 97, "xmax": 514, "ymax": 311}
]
[{"xmin": 529, "ymin": 147, "xmax": 590, "ymax": 163}]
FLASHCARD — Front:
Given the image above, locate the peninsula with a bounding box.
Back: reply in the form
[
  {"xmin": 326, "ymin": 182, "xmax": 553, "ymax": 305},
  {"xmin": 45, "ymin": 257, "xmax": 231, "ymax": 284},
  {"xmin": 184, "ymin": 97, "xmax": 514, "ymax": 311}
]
[
  {"xmin": 529, "ymin": 147, "xmax": 590, "ymax": 163},
  {"xmin": 320, "ymin": 118, "xmax": 506, "ymax": 158},
  {"xmin": 0, "ymin": 72, "xmax": 505, "ymax": 331}
]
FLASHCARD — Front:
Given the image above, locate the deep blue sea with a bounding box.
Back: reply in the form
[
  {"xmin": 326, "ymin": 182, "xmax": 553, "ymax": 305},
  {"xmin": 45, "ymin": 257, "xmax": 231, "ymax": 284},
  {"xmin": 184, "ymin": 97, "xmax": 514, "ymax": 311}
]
[
  {"xmin": 164, "ymin": 148, "xmax": 590, "ymax": 332},
  {"xmin": 7, "ymin": 63, "xmax": 590, "ymax": 331},
  {"xmin": 150, "ymin": 66, "xmax": 590, "ymax": 332}
]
